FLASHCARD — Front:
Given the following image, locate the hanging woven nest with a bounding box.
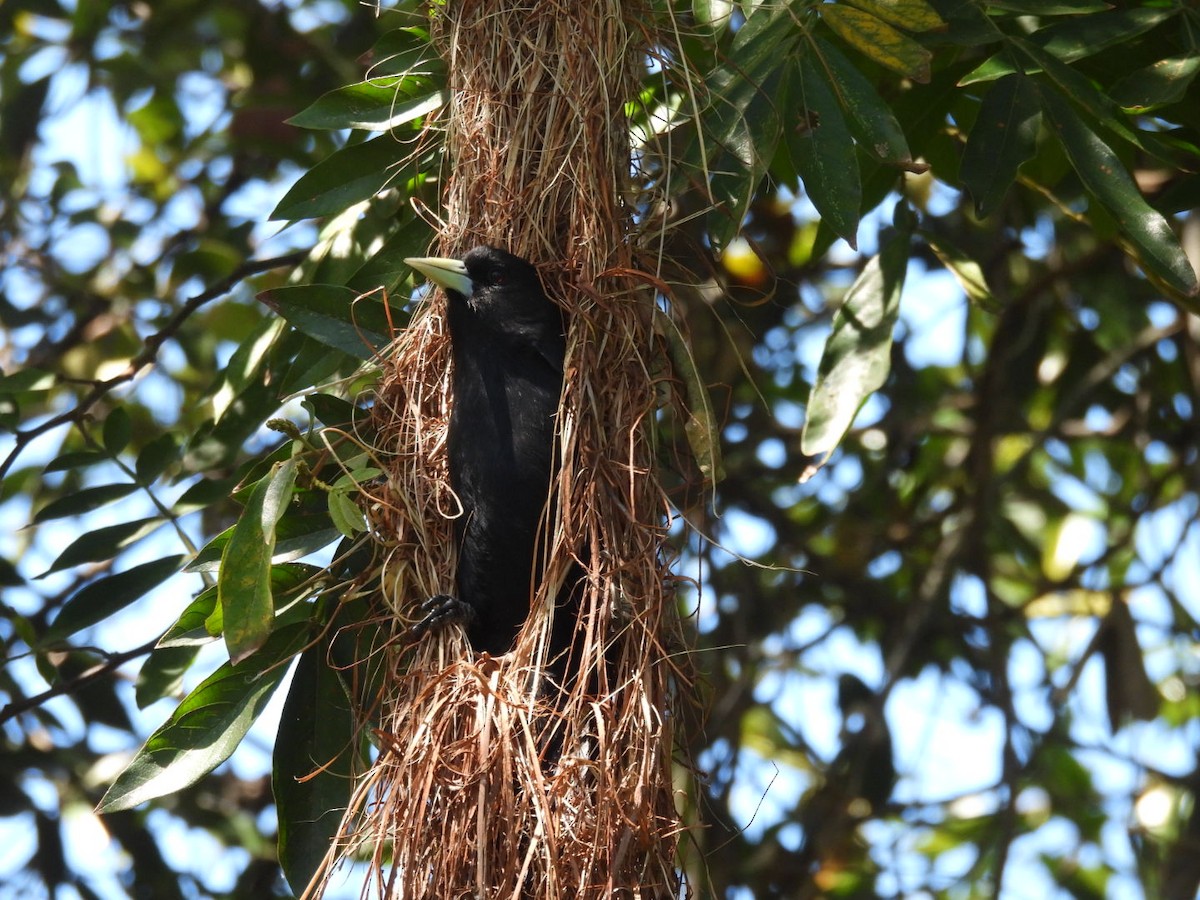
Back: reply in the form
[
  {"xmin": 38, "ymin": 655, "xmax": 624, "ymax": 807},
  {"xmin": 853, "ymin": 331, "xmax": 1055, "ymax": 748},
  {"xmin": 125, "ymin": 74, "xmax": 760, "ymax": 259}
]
[{"xmin": 308, "ymin": 2, "xmax": 695, "ymax": 897}]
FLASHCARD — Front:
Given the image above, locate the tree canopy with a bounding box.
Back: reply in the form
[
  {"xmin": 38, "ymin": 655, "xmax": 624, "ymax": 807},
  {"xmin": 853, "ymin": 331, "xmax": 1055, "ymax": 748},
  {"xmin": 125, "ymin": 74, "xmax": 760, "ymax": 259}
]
[{"xmin": 2, "ymin": 0, "xmax": 1199, "ymax": 897}]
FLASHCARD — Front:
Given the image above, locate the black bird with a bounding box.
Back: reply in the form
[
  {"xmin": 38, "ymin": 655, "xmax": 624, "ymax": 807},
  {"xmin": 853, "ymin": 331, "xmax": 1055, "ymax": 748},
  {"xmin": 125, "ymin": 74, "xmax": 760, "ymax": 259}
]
[{"xmin": 404, "ymin": 246, "xmax": 573, "ymax": 661}]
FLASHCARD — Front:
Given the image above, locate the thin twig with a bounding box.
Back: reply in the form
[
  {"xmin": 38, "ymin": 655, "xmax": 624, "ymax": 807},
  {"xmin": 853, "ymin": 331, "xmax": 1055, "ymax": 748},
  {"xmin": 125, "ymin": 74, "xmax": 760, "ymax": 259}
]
[{"xmin": 0, "ymin": 250, "xmax": 306, "ymax": 481}]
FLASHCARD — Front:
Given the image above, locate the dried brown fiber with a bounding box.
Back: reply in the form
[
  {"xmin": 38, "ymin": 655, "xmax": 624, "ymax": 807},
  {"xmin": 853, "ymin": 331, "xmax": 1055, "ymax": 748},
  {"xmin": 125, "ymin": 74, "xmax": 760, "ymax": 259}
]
[{"xmin": 308, "ymin": 2, "xmax": 693, "ymax": 897}]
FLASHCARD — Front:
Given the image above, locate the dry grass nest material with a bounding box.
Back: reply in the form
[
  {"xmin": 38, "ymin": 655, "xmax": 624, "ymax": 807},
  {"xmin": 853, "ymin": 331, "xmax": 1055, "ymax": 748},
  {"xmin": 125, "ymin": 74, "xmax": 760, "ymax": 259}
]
[{"xmin": 308, "ymin": 2, "xmax": 696, "ymax": 897}]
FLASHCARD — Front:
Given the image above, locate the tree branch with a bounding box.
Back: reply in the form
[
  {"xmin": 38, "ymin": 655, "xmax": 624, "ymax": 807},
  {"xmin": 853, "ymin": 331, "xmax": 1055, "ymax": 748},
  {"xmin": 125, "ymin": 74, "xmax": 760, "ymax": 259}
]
[{"xmin": 0, "ymin": 250, "xmax": 306, "ymax": 481}]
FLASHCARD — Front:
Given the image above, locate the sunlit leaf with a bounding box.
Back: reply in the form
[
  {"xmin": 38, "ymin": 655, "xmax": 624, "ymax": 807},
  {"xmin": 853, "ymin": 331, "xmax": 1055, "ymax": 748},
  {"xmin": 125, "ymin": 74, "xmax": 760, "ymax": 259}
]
[
  {"xmin": 801, "ymin": 223, "xmax": 909, "ymax": 470},
  {"xmin": 39, "ymin": 517, "xmax": 163, "ymax": 577},
  {"xmin": 1111, "ymin": 55, "xmax": 1200, "ymax": 113},
  {"xmin": 1039, "ymin": 86, "xmax": 1199, "ymax": 298},
  {"xmin": 42, "ymin": 555, "xmax": 186, "ymax": 645},
  {"xmin": 843, "ymin": 0, "xmax": 944, "ymax": 32},
  {"xmin": 260, "ymin": 284, "xmax": 396, "ymax": 359},
  {"xmin": 271, "ymin": 136, "xmax": 411, "ymax": 221},
  {"xmin": 33, "ymin": 483, "xmax": 139, "ymax": 523},
  {"xmin": 96, "ymin": 624, "xmax": 307, "ymax": 813},
  {"xmin": 219, "ymin": 458, "xmax": 299, "ymax": 664},
  {"xmin": 822, "ymin": 5, "xmax": 932, "ymax": 83}
]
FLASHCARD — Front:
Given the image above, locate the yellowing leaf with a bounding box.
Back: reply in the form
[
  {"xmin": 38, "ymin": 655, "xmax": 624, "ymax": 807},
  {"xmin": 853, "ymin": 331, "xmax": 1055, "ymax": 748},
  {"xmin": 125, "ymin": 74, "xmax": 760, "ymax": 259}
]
[
  {"xmin": 822, "ymin": 5, "xmax": 932, "ymax": 83},
  {"xmin": 843, "ymin": 0, "xmax": 944, "ymax": 32}
]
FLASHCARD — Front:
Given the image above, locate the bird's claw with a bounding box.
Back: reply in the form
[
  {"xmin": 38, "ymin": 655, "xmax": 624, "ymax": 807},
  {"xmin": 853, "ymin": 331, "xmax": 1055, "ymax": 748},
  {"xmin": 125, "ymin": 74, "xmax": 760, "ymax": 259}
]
[{"xmin": 406, "ymin": 594, "xmax": 474, "ymax": 643}]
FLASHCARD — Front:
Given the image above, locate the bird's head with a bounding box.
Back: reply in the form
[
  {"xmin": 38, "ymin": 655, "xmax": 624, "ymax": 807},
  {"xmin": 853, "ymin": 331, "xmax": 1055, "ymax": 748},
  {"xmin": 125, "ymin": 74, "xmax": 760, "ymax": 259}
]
[{"xmin": 405, "ymin": 246, "xmax": 555, "ymax": 325}]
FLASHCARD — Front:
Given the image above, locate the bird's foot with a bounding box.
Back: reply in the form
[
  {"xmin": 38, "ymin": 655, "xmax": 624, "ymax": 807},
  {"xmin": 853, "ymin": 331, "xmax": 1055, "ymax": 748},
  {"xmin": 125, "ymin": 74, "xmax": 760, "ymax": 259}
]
[{"xmin": 406, "ymin": 594, "xmax": 475, "ymax": 643}]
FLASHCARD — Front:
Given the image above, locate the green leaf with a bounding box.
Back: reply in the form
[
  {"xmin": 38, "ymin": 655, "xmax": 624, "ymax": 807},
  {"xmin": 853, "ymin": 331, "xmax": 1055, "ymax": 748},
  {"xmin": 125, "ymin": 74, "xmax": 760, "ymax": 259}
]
[
  {"xmin": 693, "ymin": 0, "xmax": 734, "ymax": 31},
  {"xmin": 1038, "ymin": 86, "xmax": 1199, "ymax": 298},
  {"xmin": 960, "ymin": 9, "xmax": 1175, "ymax": 83},
  {"xmin": 922, "ymin": 232, "xmax": 999, "ymax": 312},
  {"xmin": 961, "ymin": 73, "xmax": 1041, "ymax": 218},
  {"xmin": 42, "ymin": 555, "xmax": 186, "ymax": 645},
  {"xmin": 33, "ymin": 482, "xmax": 139, "ymax": 523},
  {"xmin": 102, "ymin": 407, "xmax": 132, "ymax": 455},
  {"xmin": 1024, "ymin": 7, "xmax": 1173, "ymax": 67},
  {"xmin": 788, "ymin": 51, "xmax": 862, "ymax": 247},
  {"xmin": 801, "ymin": 222, "xmax": 909, "ymax": 468},
  {"xmin": 43, "ymin": 449, "xmax": 108, "ymax": 474},
  {"xmin": 653, "ymin": 309, "xmax": 724, "ymax": 484},
  {"xmin": 303, "ymin": 394, "xmax": 358, "ymax": 429},
  {"xmin": 346, "ymin": 214, "xmax": 435, "ymax": 297},
  {"xmin": 843, "ymin": 0, "xmax": 943, "ymax": 32},
  {"xmin": 810, "ymin": 35, "xmax": 913, "ymax": 167},
  {"xmin": 986, "ymin": 1, "xmax": 1109, "ymax": 11},
  {"xmin": 219, "ymin": 458, "xmax": 299, "ymax": 664},
  {"xmin": 135, "ymin": 433, "xmax": 180, "ymax": 482},
  {"xmin": 39, "ymin": 516, "xmax": 163, "ymax": 577},
  {"xmin": 364, "ymin": 26, "xmax": 437, "ymax": 78},
  {"xmin": 822, "ymin": 5, "xmax": 932, "ymax": 83},
  {"xmin": 1013, "ymin": 40, "xmax": 1188, "ymax": 169},
  {"xmin": 275, "ymin": 639, "xmax": 359, "ymax": 895},
  {"xmin": 134, "ymin": 644, "xmax": 201, "ymax": 709},
  {"xmin": 290, "ymin": 82, "xmax": 446, "ymax": 132},
  {"xmin": 1110, "ymin": 55, "xmax": 1200, "ymax": 113},
  {"xmin": 158, "ymin": 585, "xmax": 221, "ymax": 648},
  {"xmin": 271, "ymin": 136, "xmax": 410, "ymax": 221},
  {"xmin": 328, "ymin": 488, "xmax": 368, "ymax": 539},
  {"xmin": 260, "ymin": 284, "xmax": 395, "ymax": 359},
  {"xmin": 96, "ymin": 624, "xmax": 307, "ymax": 813}
]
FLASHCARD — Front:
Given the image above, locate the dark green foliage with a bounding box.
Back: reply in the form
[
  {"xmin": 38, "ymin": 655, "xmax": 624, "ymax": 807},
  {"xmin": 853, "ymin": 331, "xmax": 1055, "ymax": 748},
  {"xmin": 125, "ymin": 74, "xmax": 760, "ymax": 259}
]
[{"xmin": 2, "ymin": 1, "xmax": 1199, "ymax": 898}]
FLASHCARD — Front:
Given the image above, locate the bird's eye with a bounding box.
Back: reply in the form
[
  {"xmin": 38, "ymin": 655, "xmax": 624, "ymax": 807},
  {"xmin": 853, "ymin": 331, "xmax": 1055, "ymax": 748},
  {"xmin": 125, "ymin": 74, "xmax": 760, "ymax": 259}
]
[{"xmin": 491, "ymin": 271, "xmax": 507, "ymax": 285}]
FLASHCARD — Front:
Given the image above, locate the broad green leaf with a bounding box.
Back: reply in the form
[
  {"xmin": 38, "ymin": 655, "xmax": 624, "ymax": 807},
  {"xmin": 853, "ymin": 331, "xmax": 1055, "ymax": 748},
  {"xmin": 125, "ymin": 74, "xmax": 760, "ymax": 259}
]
[
  {"xmin": 271, "ymin": 136, "xmax": 409, "ymax": 221},
  {"xmin": 190, "ymin": 509, "xmax": 339, "ymax": 573},
  {"xmin": 303, "ymin": 394, "xmax": 358, "ymax": 429},
  {"xmin": 822, "ymin": 5, "xmax": 932, "ymax": 83},
  {"xmin": 364, "ymin": 26, "xmax": 436, "ymax": 79},
  {"xmin": 960, "ymin": 8, "xmax": 1174, "ymax": 82},
  {"xmin": 275, "ymin": 639, "xmax": 359, "ymax": 895},
  {"xmin": 843, "ymin": 0, "xmax": 943, "ymax": 32},
  {"xmin": 801, "ymin": 224, "xmax": 909, "ymax": 468},
  {"xmin": 1032, "ymin": 7, "xmax": 1173, "ymax": 64},
  {"xmin": 158, "ymin": 585, "xmax": 220, "ymax": 647},
  {"xmin": 346, "ymin": 214, "xmax": 435, "ymax": 297},
  {"xmin": 39, "ymin": 516, "xmax": 163, "ymax": 577},
  {"xmin": 135, "ymin": 433, "xmax": 180, "ymax": 482},
  {"xmin": 987, "ymin": 1, "xmax": 1109, "ymax": 11},
  {"xmin": 654, "ymin": 309, "xmax": 724, "ymax": 484},
  {"xmin": 694, "ymin": 0, "xmax": 795, "ymax": 247},
  {"xmin": 329, "ymin": 468, "xmax": 380, "ymax": 540},
  {"xmin": 42, "ymin": 555, "xmax": 186, "ymax": 645},
  {"xmin": 788, "ymin": 52, "xmax": 862, "ymax": 247},
  {"xmin": 33, "ymin": 482, "xmax": 139, "ymax": 523},
  {"xmin": 961, "ymin": 73, "xmax": 1041, "ymax": 218},
  {"xmin": 102, "ymin": 407, "xmax": 132, "ymax": 455},
  {"xmin": 289, "ymin": 82, "xmax": 446, "ymax": 132},
  {"xmin": 1039, "ymin": 86, "xmax": 1199, "ymax": 298},
  {"xmin": 1011, "ymin": 41, "xmax": 1189, "ymax": 169},
  {"xmin": 693, "ymin": 0, "xmax": 734, "ymax": 31},
  {"xmin": 134, "ymin": 644, "xmax": 200, "ymax": 709},
  {"xmin": 260, "ymin": 284, "xmax": 395, "ymax": 359},
  {"xmin": 810, "ymin": 35, "xmax": 913, "ymax": 167},
  {"xmin": 219, "ymin": 458, "xmax": 299, "ymax": 664},
  {"xmin": 96, "ymin": 624, "xmax": 307, "ymax": 813},
  {"xmin": 1111, "ymin": 56, "xmax": 1200, "ymax": 113},
  {"xmin": 43, "ymin": 449, "xmax": 108, "ymax": 474}
]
